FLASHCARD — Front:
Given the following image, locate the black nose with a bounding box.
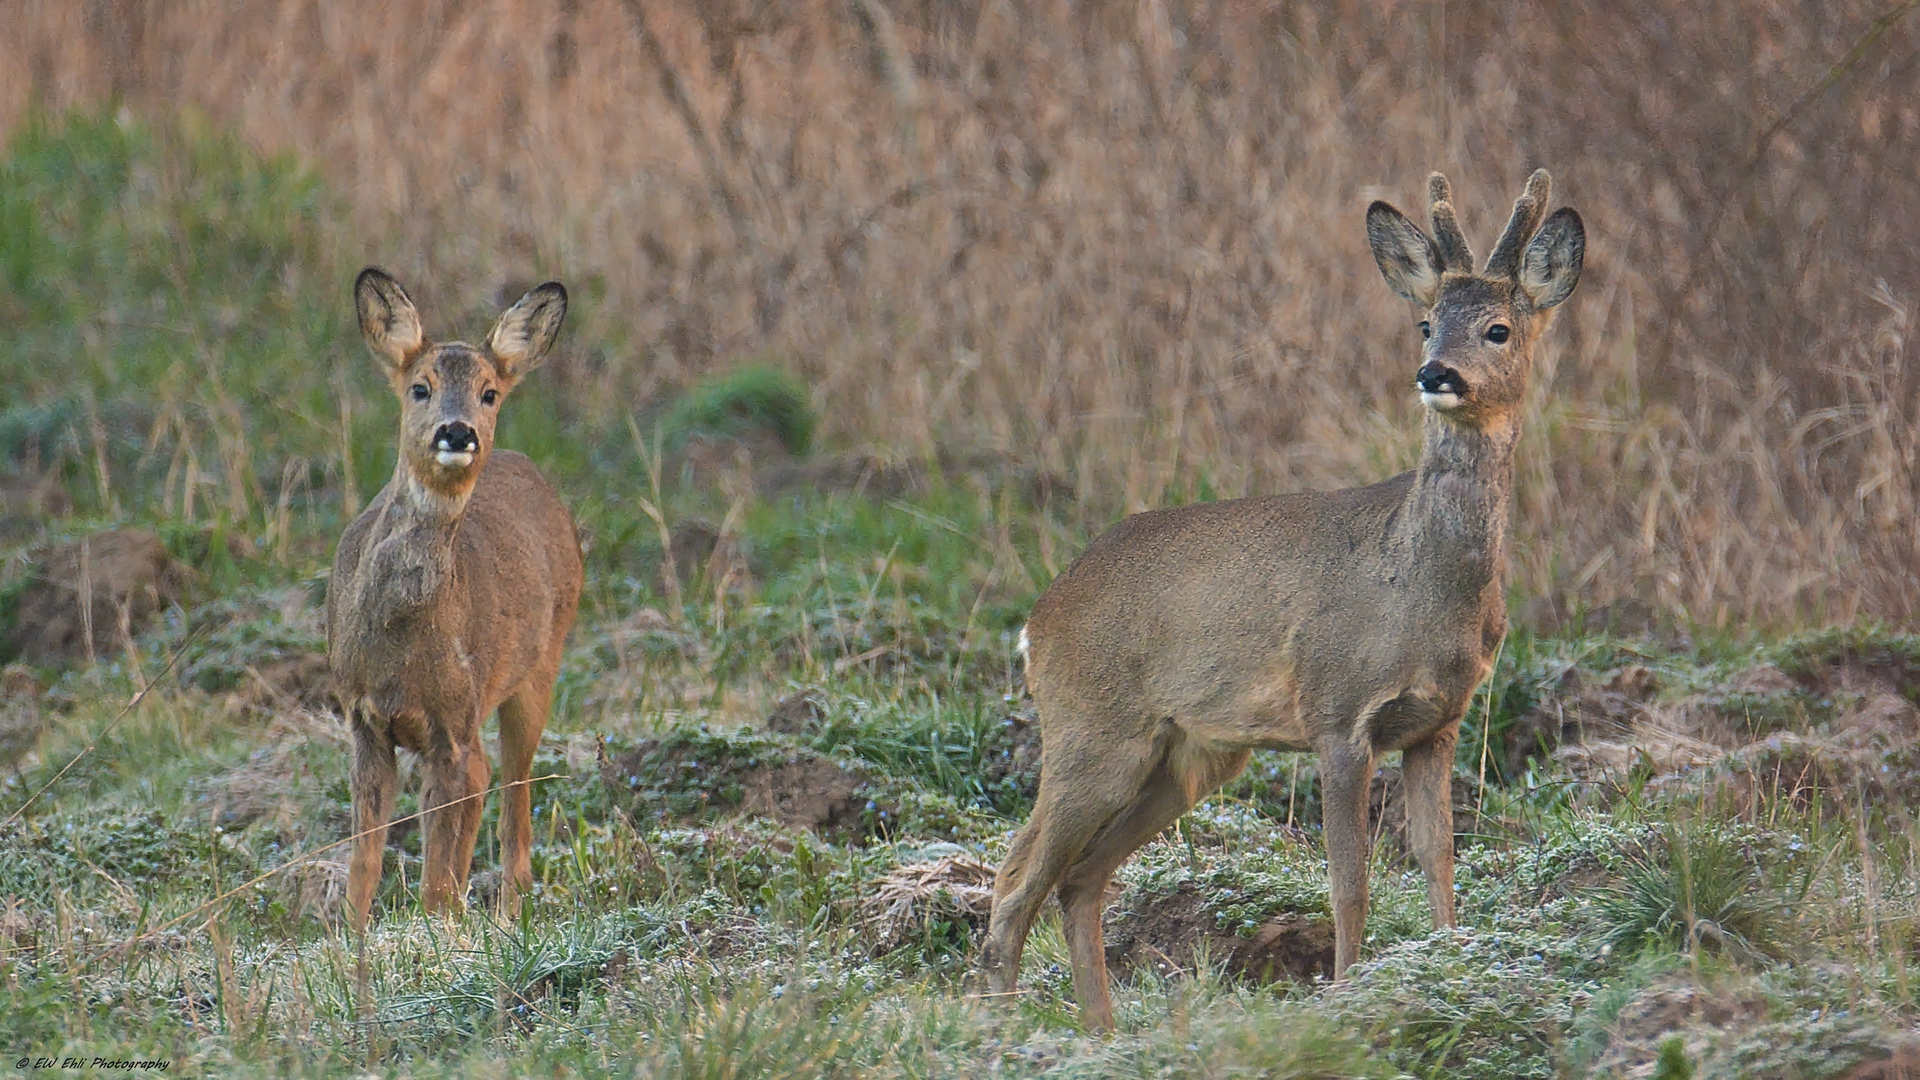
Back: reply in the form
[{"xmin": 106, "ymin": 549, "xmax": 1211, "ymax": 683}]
[
  {"xmin": 1416, "ymin": 362, "xmax": 1464, "ymax": 395},
  {"xmin": 434, "ymin": 422, "xmax": 478, "ymax": 453}
]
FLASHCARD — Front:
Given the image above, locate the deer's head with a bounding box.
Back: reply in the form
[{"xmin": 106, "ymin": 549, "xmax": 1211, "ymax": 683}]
[
  {"xmin": 1366, "ymin": 170, "xmax": 1584, "ymax": 430},
  {"xmin": 354, "ymin": 268, "xmax": 567, "ymax": 515}
]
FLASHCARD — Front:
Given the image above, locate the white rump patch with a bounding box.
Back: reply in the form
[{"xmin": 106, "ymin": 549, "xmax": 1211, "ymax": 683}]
[
  {"xmin": 435, "ymin": 450, "xmax": 475, "ymax": 467},
  {"xmin": 1016, "ymin": 626, "xmax": 1030, "ymax": 663}
]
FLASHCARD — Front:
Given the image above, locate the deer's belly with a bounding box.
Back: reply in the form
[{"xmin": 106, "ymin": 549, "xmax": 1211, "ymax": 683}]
[{"xmin": 1173, "ymin": 667, "xmax": 1314, "ymax": 751}]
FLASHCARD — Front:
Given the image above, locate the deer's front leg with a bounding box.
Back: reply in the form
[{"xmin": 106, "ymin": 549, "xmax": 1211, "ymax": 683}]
[
  {"xmin": 1402, "ymin": 719, "xmax": 1461, "ymax": 929},
  {"xmin": 1319, "ymin": 740, "xmax": 1377, "ymax": 975},
  {"xmin": 347, "ymin": 712, "xmax": 399, "ymax": 930}
]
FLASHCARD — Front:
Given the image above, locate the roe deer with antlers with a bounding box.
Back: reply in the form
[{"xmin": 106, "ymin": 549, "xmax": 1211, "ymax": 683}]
[
  {"xmin": 980, "ymin": 171, "xmax": 1584, "ymax": 1030},
  {"xmin": 329, "ymin": 268, "xmax": 583, "ymax": 928}
]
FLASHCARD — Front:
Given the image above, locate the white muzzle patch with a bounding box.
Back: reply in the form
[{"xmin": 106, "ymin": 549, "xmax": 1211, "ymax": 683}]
[
  {"xmin": 435, "ymin": 450, "xmax": 476, "ymax": 467},
  {"xmin": 1420, "ymin": 390, "xmax": 1463, "ymax": 411}
]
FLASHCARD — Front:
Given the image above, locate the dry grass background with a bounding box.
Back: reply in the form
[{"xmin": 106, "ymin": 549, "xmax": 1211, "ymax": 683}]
[{"xmin": 5, "ymin": 0, "xmax": 1920, "ymax": 627}]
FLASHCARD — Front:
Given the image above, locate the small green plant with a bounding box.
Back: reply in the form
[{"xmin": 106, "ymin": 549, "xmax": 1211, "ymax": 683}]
[
  {"xmin": 1596, "ymin": 817, "xmax": 1799, "ymax": 962},
  {"xmin": 662, "ymin": 364, "xmax": 816, "ymax": 456},
  {"xmin": 1653, "ymin": 1036, "xmax": 1695, "ymax": 1080}
]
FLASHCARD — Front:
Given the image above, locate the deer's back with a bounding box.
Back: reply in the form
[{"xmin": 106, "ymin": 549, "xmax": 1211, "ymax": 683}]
[
  {"xmin": 329, "ymin": 451, "xmax": 581, "ymax": 743},
  {"xmin": 1025, "ymin": 470, "xmax": 1500, "ymax": 753}
]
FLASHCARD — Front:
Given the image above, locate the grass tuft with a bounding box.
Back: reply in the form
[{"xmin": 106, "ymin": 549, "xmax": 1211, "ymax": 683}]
[
  {"xmin": 1596, "ymin": 817, "xmax": 1802, "ymax": 962},
  {"xmin": 661, "ymin": 365, "xmax": 817, "ymax": 457}
]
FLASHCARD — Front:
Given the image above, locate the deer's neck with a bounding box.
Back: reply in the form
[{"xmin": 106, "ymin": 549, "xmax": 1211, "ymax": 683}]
[
  {"xmin": 357, "ymin": 464, "xmax": 469, "ymax": 616},
  {"xmin": 1400, "ymin": 411, "xmax": 1516, "ymax": 595}
]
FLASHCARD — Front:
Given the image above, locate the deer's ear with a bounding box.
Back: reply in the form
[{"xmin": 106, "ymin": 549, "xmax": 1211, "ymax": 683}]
[
  {"xmin": 486, "ymin": 281, "xmax": 568, "ymax": 383},
  {"xmin": 1517, "ymin": 207, "xmax": 1585, "ymax": 311},
  {"xmin": 1366, "ymin": 201, "xmax": 1443, "ymax": 308},
  {"xmin": 354, "ymin": 267, "xmax": 426, "ymax": 373}
]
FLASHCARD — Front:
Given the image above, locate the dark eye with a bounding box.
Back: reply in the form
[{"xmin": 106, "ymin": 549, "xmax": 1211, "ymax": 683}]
[
  {"xmin": 1418, "ymin": 321, "xmax": 1431, "ymax": 340},
  {"xmin": 410, "ymin": 384, "xmax": 430, "ymax": 401},
  {"xmin": 482, "ymin": 388, "xmax": 499, "ymax": 406},
  {"xmin": 1485, "ymin": 324, "xmax": 1511, "ymax": 344}
]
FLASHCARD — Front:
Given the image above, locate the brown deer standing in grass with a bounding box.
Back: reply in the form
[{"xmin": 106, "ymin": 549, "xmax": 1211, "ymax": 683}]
[
  {"xmin": 329, "ymin": 268, "xmax": 583, "ymax": 928},
  {"xmin": 980, "ymin": 171, "xmax": 1584, "ymax": 1030}
]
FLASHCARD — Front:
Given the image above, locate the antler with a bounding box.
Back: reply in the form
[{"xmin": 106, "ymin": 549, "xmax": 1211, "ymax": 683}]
[
  {"xmin": 1427, "ymin": 173, "xmax": 1475, "ymax": 273},
  {"xmin": 1484, "ymin": 169, "xmax": 1552, "ymax": 279}
]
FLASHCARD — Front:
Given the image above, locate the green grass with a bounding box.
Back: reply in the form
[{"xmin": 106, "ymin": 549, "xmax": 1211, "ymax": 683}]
[
  {"xmin": 1, "ymin": 108, "xmax": 1917, "ymax": 1079},
  {"xmin": 660, "ymin": 364, "xmax": 818, "ymax": 456}
]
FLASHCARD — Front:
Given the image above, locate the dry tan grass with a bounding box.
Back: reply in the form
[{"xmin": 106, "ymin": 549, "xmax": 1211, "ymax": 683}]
[
  {"xmin": 7, "ymin": 0, "xmax": 1920, "ymax": 625},
  {"xmin": 860, "ymin": 850, "xmax": 997, "ymax": 953}
]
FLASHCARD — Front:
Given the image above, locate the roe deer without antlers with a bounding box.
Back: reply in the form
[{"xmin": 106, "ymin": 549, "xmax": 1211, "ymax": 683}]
[
  {"xmin": 329, "ymin": 268, "xmax": 583, "ymax": 928},
  {"xmin": 981, "ymin": 170, "xmax": 1585, "ymax": 1030}
]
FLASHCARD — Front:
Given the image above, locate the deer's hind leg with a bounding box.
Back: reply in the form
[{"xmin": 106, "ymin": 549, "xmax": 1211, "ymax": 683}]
[
  {"xmin": 982, "ymin": 715, "xmax": 1159, "ymax": 1003},
  {"xmin": 496, "ymin": 672, "xmax": 555, "ymax": 916},
  {"xmin": 1054, "ymin": 737, "xmax": 1250, "ymax": 1031},
  {"xmin": 420, "ymin": 727, "xmax": 491, "ymax": 917}
]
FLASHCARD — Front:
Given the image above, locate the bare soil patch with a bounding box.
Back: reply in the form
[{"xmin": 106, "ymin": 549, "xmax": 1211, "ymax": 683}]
[
  {"xmin": 1506, "ymin": 663, "xmax": 1664, "ymax": 778},
  {"xmin": 1550, "ymin": 651, "xmax": 1920, "ymax": 817},
  {"xmin": 1844, "ymin": 1045, "xmax": 1920, "ymax": 1080},
  {"xmin": 0, "ymin": 663, "xmax": 45, "ymax": 770},
  {"xmin": 3, "ymin": 528, "xmax": 190, "ymax": 665},
  {"xmin": 1588, "ymin": 974, "xmax": 1770, "ymax": 1077},
  {"xmin": 658, "ymin": 519, "xmax": 753, "ymax": 594},
  {"xmin": 0, "ymin": 473, "xmax": 70, "ymax": 539},
  {"xmin": 763, "ymin": 451, "xmax": 925, "ymax": 501},
  {"xmin": 1104, "ymin": 881, "xmax": 1333, "ymax": 986},
  {"xmin": 601, "ymin": 736, "xmax": 882, "ymax": 840},
  {"xmin": 225, "ymin": 652, "xmax": 333, "ymax": 718},
  {"xmin": 735, "ymin": 756, "xmax": 873, "ymax": 834},
  {"xmin": 983, "ymin": 707, "xmax": 1041, "ymax": 799},
  {"xmin": 764, "ymin": 688, "xmax": 827, "ymax": 734}
]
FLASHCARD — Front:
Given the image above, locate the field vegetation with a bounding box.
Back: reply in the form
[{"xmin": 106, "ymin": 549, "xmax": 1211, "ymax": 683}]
[{"xmin": 4, "ymin": 1, "xmax": 1920, "ymax": 1076}]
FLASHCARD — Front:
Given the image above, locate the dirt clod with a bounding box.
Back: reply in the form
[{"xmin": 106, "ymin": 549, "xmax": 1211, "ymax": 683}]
[
  {"xmin": 1606, "ymin": 663, "xmax": 1660, "ymax": 700},
  {"xmin": 0, "ymin": 663, "xmax": 46, "ymax": 770},
  {"xmin": 736, "ymin": 756, "xmax": 872, "ymax": 833},
  {"xmin": 0, "ymin": 473, "xmax": 71, "ymax": 538},
  {"xmin": 1843, "ymin": 1045, "xmax": 1920, "ymax": 1080},
  {"xmin": 4, "ymin": 528, "xmax": 190, "ymax": 666},
  {"xmin": 1104, "ymin": 881, "xmax": 1333, "ymax": 985},
  {"xmin": 1726, "ymin": 662, "xmax": 1798, "ymax": 697},
  {"xmin": 764, "ymin": 452, "xmax": 924, "ymax": 500},
  {"xmin": 1505, "ymin": 663, "xmax": 1666, "ymax": 778},
  {"xmin": 602, "ymin": 736, "xmax": 882, "ymax": 839},
  {"xmin": 225, "ymin": 652, "xmax": 333, "ymax": 718},
  {"xmin": 983, "ymin": 708, "xmax": 1041, "ymax": 797},
  {"xmin": 663, "ymin": 519, "xmax": 751, "ymax": 592},
  {"xmin": 765, "ymin": 688, "xmax": 827, "ymax": 734},
  {"xmin": 1588, "ymin": 974, "xmax": 1769, "ymax": 1077}
]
